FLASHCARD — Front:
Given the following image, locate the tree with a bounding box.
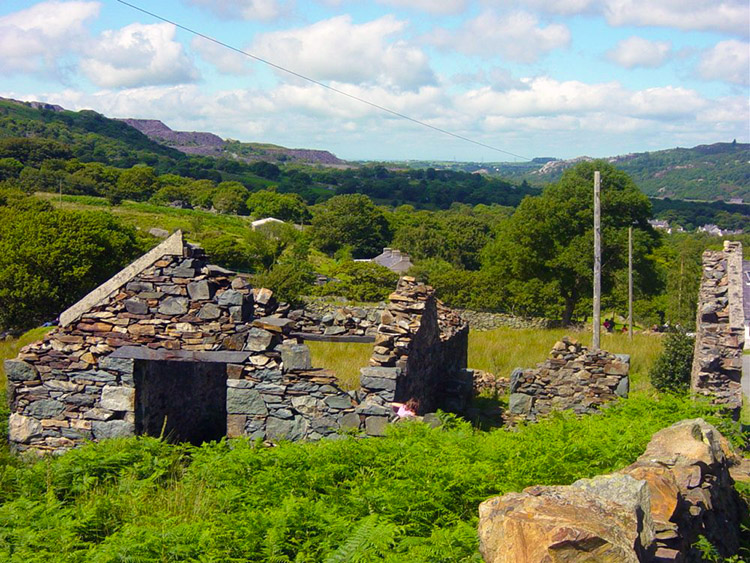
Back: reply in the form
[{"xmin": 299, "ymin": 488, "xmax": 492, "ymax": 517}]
[
  {"xmin": 649, "ymin": 330, "xmax": 694, "ymax": 392},
  {"xmin": 0, "ymin": 199, "xmax": 141, "ymax": 330},
  {"xmin": 246, "ymin": 190, "xmax": 310, "ymax": 223},
  {"xmin": 212, "ymin": 181, "xmax": 249, "ymax": 215},
  {"xmin": 310, "ymin": 194, "xmax": 392, "ymax": 258},
  {"xmin": 112, "ymin": 165, "xmax": 157, "ymax": 202},
  {"xmin": 482, "ymin": 160, "xmax": 658, "ymax": 324}
]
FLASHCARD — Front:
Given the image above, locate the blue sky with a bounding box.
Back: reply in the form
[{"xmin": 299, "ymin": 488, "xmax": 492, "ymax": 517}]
[{"xmin": 0, "ymin": 0, "xmax": 748, "ymax": 161}]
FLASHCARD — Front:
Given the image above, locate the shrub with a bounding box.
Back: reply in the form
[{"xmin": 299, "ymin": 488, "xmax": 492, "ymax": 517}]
[{"xmin": 649, "ymin": 330, "xmax": 694, "ymax": 392}]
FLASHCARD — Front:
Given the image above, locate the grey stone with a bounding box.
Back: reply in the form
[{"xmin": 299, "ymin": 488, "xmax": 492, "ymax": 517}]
[
  {"xmin": 26, "ymin": 399, "xmax": 65, "ymax": 418},
  {"xmin": 226, "ymin": 388, "xmax": 268, "ymax": 415},
  {"xmin": 226, "ymin": 379, "xmax": 255, "ymax": 389},
  {"xmin": 272, "ymin": 408, "xmax": 294, "ymax": 419},
  {"xmin": 355, "ymin": 399, "xmax": 390, "ymax": 416},
  {"xmin": 281, "ymin": 344, "xmax": 312, "ymax": 371},
  {"xmin": 509, "ymin": 367, "xmax": 524, "ymax": 393},
  {"xmin": 124, "ymin": 299, "xmax": 149, "ymax": 315},
  {"xmin": 65, "ymin": 393, "xmax": 96, "ymax": 407},
  {"xmin": 288, "ymin": 381, "xmax": 318, "ymax": 394},
  {"xmin": 311, "ymin": 416, "xmax": 338, "ymax": 433},
  {"xmin": 324, "ymin": 395, "xmax": 353, "ymax": 410},
  {"xmin": 83, "ymin": 408, "xmax": 115, "ymax": 421},
  {"xmin": 4, "ymin": 360, "xmax": 38, "ymax": 382},
  {"xmin": 360, "ymin": 366, "xmax": 401, "ymax": 380},
  {"xmin": 324, "ymin": 326, "xmax": 347, "ymax": 336},
  {"xmin": 245, "ymin": 328, "xmax": 274, "ymax": 352},
  {"xmin": 91, "ymin": 420, "xmax": 135, "ymax": 440},
  {"xmin": 126, "ymin": 281, "xmax": 153, "ymax": 293},
  {"xmin": 615, "ymin": 376, "xmax": 629, "ymax": 398},
  {"xmin": 338, "ymin": 412, "xmax": 361, "ymax": 430},
  {"xmin": 360, "ymin": 376, "xmax": 396, "ymax": 392},
  {"xmin": 71, "ymin": 370, "xmax": 117, "ymax": 383},
  {"xmin": 9, "ymin": 413, "xmax": 42, "ymax": 443},
  {"xmin": 99, "ymin": 357, "xmax": 134, "ymax": 375},
  {"xmin": 255, "ymin": 382, "xmax": 285, "ymax": 395},
  {"xmin": 170, "ymin": 260, "xmax": 198, "ymax": 278},
  {"xmin": 422, "ymin": 412, "xmax": 442, "ymax": 428},
  {"xmin": 266, "ymin": 415, "xmax": 307, "ymax": 441},
  {"xmin": 365, "ymin": 416, "xmax": 388, "ymax": 436},
  {"xmin": 187, "ymin": 280, "xmax": 214, "ymax": 301},
  {"xmin": 291, "ymin": 395, "xmax": 324, "ymax": 416},
  {"xmin": 148, "ymin": 227, "xmax": 169, "ymax": 239},
  {"xmin": 100, "ymin": 386, "xmax": 135, "ymax": 411},
  {"xmin": 197, "ymin": 303, "xmax": 221, "ymax": 320},
  {"xmin": 255, "ymin": 369, "xmax": 283, "ymax": 382},
  {"xmin": 508, "ymin": 393, "xmax": 533, "ymax": 415},
  {"xmin": 61, "ymin": 428, "xmax": 88, "ymax": 441},
  {"xmin": 321, "ymin": 313, "xmax": 334, "ymax": 324},
  {"xmin": 217, "ymin": 289, "xmax": 244, "ymax": 307},
  {"xmin": 158, "ymin": 296, "xmax": 188, "ymax": 316}
]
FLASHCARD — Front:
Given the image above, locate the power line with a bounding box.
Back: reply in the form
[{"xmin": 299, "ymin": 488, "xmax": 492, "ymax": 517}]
[{"xmin": 115, "ymin": 0, "xmax": 531, "ymax": 161}]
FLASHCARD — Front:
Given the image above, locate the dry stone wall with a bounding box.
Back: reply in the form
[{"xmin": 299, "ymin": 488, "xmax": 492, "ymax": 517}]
[
  {"xmin": 6, "ymin": 233, "xmax": 470, "ymax": 453},
  {"xmin": 691, "ymin": 240, "xmax": 744, "ymax": 415},
  {"xmin": 478, "ymin": 418, "xmax": 747, "ymax": 563},
  {"xmin": 508, "ymin": 336, "xmax": 630, "ymax": 421}
]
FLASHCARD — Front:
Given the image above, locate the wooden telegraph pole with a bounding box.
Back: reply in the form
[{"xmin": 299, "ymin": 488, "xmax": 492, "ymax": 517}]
[
  {"xmin": 628, "ymin": 225, "xmax": 633, "ymax": 340},
  {"xmin": 593, "ymin": 171, "xmax": 601, "ymax": 350}
]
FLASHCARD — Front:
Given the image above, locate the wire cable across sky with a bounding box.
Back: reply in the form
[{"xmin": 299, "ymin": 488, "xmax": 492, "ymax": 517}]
[{"xmin": 115, "ymin": 0, "xmax": 531, "ymax": 161}]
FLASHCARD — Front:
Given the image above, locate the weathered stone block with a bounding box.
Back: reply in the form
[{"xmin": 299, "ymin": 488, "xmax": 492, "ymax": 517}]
[
  {"xmin": 281, "ymin": 344, "xmax": 312, "ymax": 371},
  {"xmin": 4, "ymin": 360, "xmax": 38, "ymax": 382},
  {"xmin": 365, "ymin": 416, "xmax": 388, "ymax": 436},
  {"xmin": 226, "ymin": 388, "xmax": 268, "ymax": 415},
  {"xmin": 245, "ymin": 328, "xmax": 274, "ymax": 352},
  {"xmin": 100, "ymin": 386, "xmax": 135, "ymax": 411},
  {"xmin": 197, "ymin": 303, "xmax": 221, "ymax": 320},
  {"xmin": 187, "ymin": 280, "xmax": 214, "ymax": 301},
  {"xmin": 9, "ymin": 413, "xmax": 42, "ymax": 443},
  {"xmin": 99, "ymin": 357, "xmax": 134, "ymax": 374},
  {"xmin": 338, "ymin": 412, "xmax": 361, "ymax": 430},
  {"xmin": 124, "ymin": 299, "xmax": 149, "ymax": 315},
  {"xmin": 226, "ymin": 414, "xmax": 247, "ymax": 438},
  {"xmin": 91, "ymin": 420, "xmax": 135, "ymax": 440},
  {"xmin": 266, "ymin": 415, "xmax": 307, "ymax": 441},
  {"xmin": 158, "ymin": 296, "xmax": 188, "ymax": 315},
  {"xmin": 71, "ymin": 370, "xmax": 117, "ymax": 383},
  {"xmin": 324, "ymin": 395, "xmax": 353, "ymax": 410},
  {"xmin": 508, "ymin": 393, "xmax": 533, "ymax": 415},
  {"xmin": 26, "ymin": 399, "xmax": 65, "ymax": 418},
  {"xmin": 615, "ymin": 376, "xmax": 629, "ymax": 398},
  {"xmin": 217, "ymin": 289, "xmax": 243, "ymax": 307},
  {"xmin": 360, "ymin": 375, "xmax": 396, "ymax": 392}
]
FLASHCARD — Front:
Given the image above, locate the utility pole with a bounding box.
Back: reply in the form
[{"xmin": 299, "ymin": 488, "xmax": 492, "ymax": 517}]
[
  {"xmin": 593, "ymin": 171, "xmax": 601, "ymax": 350},
  {"xmin": 628, "ymin": 225, "xmax": 633, "ymax": 340}
]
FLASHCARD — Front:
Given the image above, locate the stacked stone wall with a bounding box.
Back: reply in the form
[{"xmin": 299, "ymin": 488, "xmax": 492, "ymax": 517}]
[
  {"xmin": 508, "ymin": 336, "xmax": 629, "ymax": 421},
  {"xmin": 6, "ymin": 234, "xmax": 469, "ymax": 453},
  {"xmin": 478, "ymin": 419, "xmax": 747, "ymax": 562},
  {"xmin": 691, "ymin": 241, "xmax": 744, "ymax": 415}
]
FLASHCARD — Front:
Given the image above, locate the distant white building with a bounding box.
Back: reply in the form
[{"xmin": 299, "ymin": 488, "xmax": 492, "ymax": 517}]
[
  {"xmin": 648, "ymin": 219, "xmax": 672, "ymax": 233},
  {"xmin": 372, "ymin": 248, "xmax": 414, "ymax": 274},
  {"xmin": 699, "ymin": 224, "xmax": 725, "ymax": 236},
  {"xmin": 251, "ymin": 217, "xmax": 284, "ymax": 231}
]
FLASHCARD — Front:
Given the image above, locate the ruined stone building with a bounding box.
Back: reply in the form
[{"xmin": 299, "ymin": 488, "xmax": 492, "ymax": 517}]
[{"xmin": 6, "ymin": 231, "xmax": 471, "ymax": 454}]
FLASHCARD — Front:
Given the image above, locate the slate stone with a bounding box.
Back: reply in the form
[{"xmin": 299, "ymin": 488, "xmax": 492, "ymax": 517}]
[
  {"xmin": 360, "ymin": 366, "xmax": 401, "ymax": 380},
  {"xmin": 226, "ymin": 379, "xmax": 255, "ymax": 389},
  {"xmin": 245, "ymin": 328, "xmax": 274, "ymax": 352},
  {"xmin": 324, "ymin": 326, "xmax": 347, "ymax": 336},
  {"xmin": 4, "ymin": 360, "xmax": 38, "ymax": 382},
  {"xmin": 9, "ymin": 413, "xmax": 42, "ymax": 443},
  {"xmin": 281, "ymin": 344, "xmax": 312, "ymax": 371},
  {"xmin": 311, "ymin": 416, "xmax": 338, "ymax": 433},
  {"xmin": 226, "ymin": 388, "xmax": 268, "ymax": 415},
  {"xmin": 99, "ymin": 357, "xmax": 134, "ymax": 375},
  {"xmin": 100, "ymin": 386, "xmax": 135, "ymax": 411},
  {"xmin": 26, "ymin": 399, "xmax": 65, "ymax": 418},
  {"xmin": 71, "ymin": 370, "xmax": 117, "ymax": 383},
  {"xmin": 266, "ymin": 415, "xmax": 307, "ymax": 441},
  {"xmin": 615, "ymin": 376, "xmax": 629, "ymax": 398},
  {"xmin": 272, "ymin": 408, "xmax": 294, "ymax": 419},
  {"xmin": 217, "ymin": 289, "xmax": 244, "ymax": 307},
  {"xmin": 508, "ymin": 393, "xmax": 533, "ymax": 415},
  {"xmin": 365, "ymin": 416, "xmax": 388, "ymax": 436},
  {"xmin": 360, "ymin": 376, "xmax": 396, "ymax": 392},
  {"xmin": 187, "ymin": 280, "xmax": 214, "ymax": 300},
  {"xmin": 338, "ymin": 412, "xmax": 361, "ymax": 430},
  {"xmin": 255, "ymin": 382, "xmax": 285, "ymax": 395},
  {"xmin": 65, "ymin": 393, "xmax": 96, "ymax": 407},
  {"xmin": 158, "ymin": 297, "xmax": 188, "ymax": 315},
  {"xmin": 198, "ymin": 303, "xmax": 221, "ymax": 320},
  {"xmin": 91, "ymin": 420, "xmax": 135, "ymax": 440},
  {"xmin": 83, "ymin": 408, "xmax": 114, "ymax": 421},
  {"xmin": 126, "ymin": 281, "xmax": 153, "ymax": 292},
  {"xmin": 355, "ymin": 400, "xmax": 390, "ymax": 416},
  {"xmin": 255, "ymin": 369, "xmax": 283, "ymax": 382},
  {"xmin": 324, "ymin": 395, "xmax": 353, "ymax": 410},
  {"xmin": 509, "ymin": 368, "xmax": 524, "ymax": 393},
  {"xmin": 124, "ymin": 299, "xmax": 149, "ymax": 315}
]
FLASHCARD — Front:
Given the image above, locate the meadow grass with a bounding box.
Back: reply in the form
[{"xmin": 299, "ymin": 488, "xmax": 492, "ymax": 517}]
[
  {"xmin": 0, "ymin": 327, "xmax": 54, "ymax": 390},
  {"xmin": 468, "ymin": 327, "xmax": 662, "ymax": 394},
  {"xmin": 306, "ymin": 340, "xmax": 374, "ymax": 390}
]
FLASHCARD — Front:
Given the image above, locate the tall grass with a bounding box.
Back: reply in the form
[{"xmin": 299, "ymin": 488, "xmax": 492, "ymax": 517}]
[
  {"xmin": 306, "ymin": 341, "xmax": 374, "ymax": 390},
  {"xmin": 468, "ymin": 327, "xmax": 663, "ymax": 394}
]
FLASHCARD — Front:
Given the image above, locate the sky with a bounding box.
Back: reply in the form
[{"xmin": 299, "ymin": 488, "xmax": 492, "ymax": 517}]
[{"xmin": 0, "ymin": 0, "xmax": 748, "ymax": 162}]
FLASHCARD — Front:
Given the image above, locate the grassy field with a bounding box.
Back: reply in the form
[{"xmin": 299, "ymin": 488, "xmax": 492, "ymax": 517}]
[{"xmin": 305, "ymin": 327, "xmax": 663, "ymax": 394}]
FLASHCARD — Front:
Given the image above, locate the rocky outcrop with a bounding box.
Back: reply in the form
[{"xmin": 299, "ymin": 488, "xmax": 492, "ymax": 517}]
[
  {"xmin": 478, "ymin": 418, "xmax": 747, "ymax": 563},
  {"xmin": 508, "ymin": 337, "xmax": 629, "ymax": 421},
  {"xmin": 691, "ymin": 241, "xmax": 744, "ymax": 416}
]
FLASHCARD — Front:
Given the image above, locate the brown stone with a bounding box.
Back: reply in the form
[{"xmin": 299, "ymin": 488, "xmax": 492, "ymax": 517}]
[{"xmin": 78, "ymin": 322, "xmax": 114, "ymax": 333}]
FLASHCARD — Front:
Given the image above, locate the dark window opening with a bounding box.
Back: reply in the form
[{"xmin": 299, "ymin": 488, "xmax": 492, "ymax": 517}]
[{"xmin": 134, "ymin": 360, "xmax": 227, "ymax": 445}]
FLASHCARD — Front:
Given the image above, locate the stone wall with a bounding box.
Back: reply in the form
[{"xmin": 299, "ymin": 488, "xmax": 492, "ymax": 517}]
[
  {"xmin": 508, "ymin": 337, "xmax": 629, "ymax": 421},
  {"xmin": 691, "ymin": 241, "xmax": 744, "ymax": 415},
  {"xmin": 6, "ymin": 233, "xmax": 470, "ymax": 453},
  {"xmin": 478, "ymin": 418, "xmax": 747, "ymax": 562},
  {"xmin": 455, "ymin": 310, "xmax": 558, "ymax": 331}
]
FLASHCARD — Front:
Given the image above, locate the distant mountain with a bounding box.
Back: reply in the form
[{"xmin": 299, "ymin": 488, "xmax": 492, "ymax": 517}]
[{"xmin": 120, "ymin": 118, "xmax": 344, "ymax": 166}]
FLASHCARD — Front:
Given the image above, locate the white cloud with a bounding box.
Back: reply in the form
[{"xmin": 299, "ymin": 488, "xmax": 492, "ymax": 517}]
[
  {"xmin": 80, "ymin": 23, "xmax": 200, "ymax": 88},
  {"xmin": 250, "ymin": 15, "xmax": 436, "ymax": 90},
  {"xmin": 697, "ymin": 40, "xmax": 750, "ymax": 85},
  {"xmin": 0, "ymin": 1, "xmax": 99, "ymax": 73},
  {"xmin": 606, "ymin": 36, "xmax": 672, "ymax": 68},
  {"xmin": 376, "ymin": 0, "xmax": 469, "ymax": 15},
  {"xmin": 182, "ymin": 0, "xmax": 287, "ymax": 21},
  {"xmin": 429, "ymin": 11, "xmax": 570, "ymax": 63},
  {"xmin": 191, "ymin": 37, "xmax": 254, "ymax": 75}
]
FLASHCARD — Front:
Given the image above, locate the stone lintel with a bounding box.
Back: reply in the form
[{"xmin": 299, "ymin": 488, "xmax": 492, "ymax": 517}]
[{"xmin": 110, "ymin": 346, "xmax": 251, "ymax": 364}]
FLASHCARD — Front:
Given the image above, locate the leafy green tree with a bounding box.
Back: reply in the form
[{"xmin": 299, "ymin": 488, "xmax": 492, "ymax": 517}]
[
  {"xmin": 112, "ymin": 165, "xmax": 157, "ymax": 202},
  {"xmin": 253, "ymin": 260, "xmax": 315, "ymax": 305},
  {"xmin": 314, "ymin": 261, "xmax": 398, "ymax": 301},
  {"xmin": 246, "ymin": 190, "xmax": 310, "ymax": 223},
  {"xmin": 188, "ymin": 179, "xmax": 217, "ymax": 209},
  {"xmin": 649, "ymin": 330, "xmax": 694, "ymax": 392},
  {"xmin": 482, "ymin": 160, "xmax": 658, "ymax": 324},
  {"xmin": 0, "ymin": 200, "xmax": 141, "ymax": 330},
  {"xmin": 310, "ymin": 194, "xmax": 392, "ymax": 258},
  {"xmin": 0, "ymin": 158, "xmax": 23, "ymax": 180},
  {"xmin": 212, "ymin": 181, "xmax": 248, "ymax": 215}
]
